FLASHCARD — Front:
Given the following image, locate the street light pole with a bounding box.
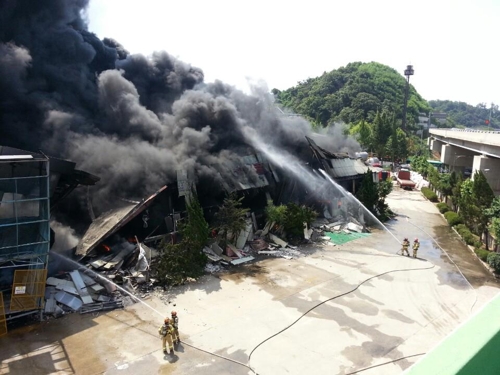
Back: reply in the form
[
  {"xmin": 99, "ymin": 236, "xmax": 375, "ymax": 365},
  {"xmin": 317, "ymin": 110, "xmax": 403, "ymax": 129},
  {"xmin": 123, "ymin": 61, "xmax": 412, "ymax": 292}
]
[{"xmin": 402, "ymin": 65, "xmax": 414, "ymax": 132}]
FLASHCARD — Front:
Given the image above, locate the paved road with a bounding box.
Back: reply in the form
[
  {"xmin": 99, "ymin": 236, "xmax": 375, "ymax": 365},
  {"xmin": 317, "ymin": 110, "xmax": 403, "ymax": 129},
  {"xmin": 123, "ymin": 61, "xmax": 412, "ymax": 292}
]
[{"xmin": 1, "ymin": 187, "xmax": 498, "ymax": 375}]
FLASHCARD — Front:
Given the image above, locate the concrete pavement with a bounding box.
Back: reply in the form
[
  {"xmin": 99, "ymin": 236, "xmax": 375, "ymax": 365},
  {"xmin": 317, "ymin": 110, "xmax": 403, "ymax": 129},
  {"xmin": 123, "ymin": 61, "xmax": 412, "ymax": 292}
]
[{"xmin": 1, "ymin": 187, "xmax": 498, "ymax": 375}]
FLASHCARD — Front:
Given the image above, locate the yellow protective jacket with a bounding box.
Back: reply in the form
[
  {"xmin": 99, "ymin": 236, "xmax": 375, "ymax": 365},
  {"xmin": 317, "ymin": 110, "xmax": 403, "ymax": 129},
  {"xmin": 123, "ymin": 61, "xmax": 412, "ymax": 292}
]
[{"xmin": 159, "ymin": 324, "xmax": 172, "ymax": 337}]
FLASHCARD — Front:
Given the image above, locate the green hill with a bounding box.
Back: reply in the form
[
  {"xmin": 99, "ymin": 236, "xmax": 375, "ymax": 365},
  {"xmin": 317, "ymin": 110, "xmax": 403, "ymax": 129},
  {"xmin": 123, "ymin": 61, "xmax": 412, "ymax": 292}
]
[
  {"xmin": 429, "ymin": 100, "xmax": 499, "ymax": 129},
  {"xmin": 272, "ymin": 62, "xmax": 430, "ymax": 126}
]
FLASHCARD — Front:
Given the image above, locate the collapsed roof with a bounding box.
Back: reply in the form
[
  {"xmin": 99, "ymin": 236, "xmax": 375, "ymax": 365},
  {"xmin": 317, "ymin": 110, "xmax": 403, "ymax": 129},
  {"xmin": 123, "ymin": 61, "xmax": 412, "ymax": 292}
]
[
  {"xmin": 75, "ymin": 186, "xmax": 167, "ymax": 258},
  {"xmin": 306, "ymin": 137, "xmax": 368, "ymax": 180}
]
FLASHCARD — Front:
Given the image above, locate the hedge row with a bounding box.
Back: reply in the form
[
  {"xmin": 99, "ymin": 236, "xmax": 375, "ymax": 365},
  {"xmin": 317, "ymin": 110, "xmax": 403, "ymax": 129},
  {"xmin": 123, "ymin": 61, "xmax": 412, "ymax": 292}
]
[
  {"xmin": 436, "ymin": 202, "xmax": 450, "ymax": 214},
  {"xmin": 444, "ymin": 211, "xmax": 463, "ymax": 226},
  {"xmin": 487, "ymin": 252, "xmax": 500, "ymax": 273},
  {"xmin": 475, "ymin": 248, "xmax": 490, "ymax": 262},
  {"xmin": 421, "ymin": 187, "xmax": 438, "ymax": 202},
  {"xmin": 423, "ymin": 186, "xmax": 494, "ymax": 270},
  {"xmin": 455, "ymin": 224, "xmax": 482, "ymax": 248}
]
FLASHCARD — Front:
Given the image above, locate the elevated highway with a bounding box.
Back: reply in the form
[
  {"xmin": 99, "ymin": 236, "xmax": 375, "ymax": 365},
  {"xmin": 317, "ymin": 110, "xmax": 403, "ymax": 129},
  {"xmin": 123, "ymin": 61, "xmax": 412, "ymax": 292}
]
[{"xmin": 429, "ymin": 128, "xmax": 500, "ymax": 194}]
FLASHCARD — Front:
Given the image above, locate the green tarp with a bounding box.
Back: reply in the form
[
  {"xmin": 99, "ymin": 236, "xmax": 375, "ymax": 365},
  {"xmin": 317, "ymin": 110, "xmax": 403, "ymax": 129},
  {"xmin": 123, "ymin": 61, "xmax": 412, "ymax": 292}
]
[{"xmin": 325, "ymin": 231, "xmax": 371, "ymax": 245}]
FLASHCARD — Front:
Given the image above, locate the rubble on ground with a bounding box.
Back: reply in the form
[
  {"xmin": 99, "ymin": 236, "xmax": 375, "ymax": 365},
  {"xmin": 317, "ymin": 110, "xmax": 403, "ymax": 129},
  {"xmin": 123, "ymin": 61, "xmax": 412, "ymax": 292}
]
[
  {"xmin": 49, "ymin": 209, "xmax": 371, "ymax": 319},
  {"xmin": 45, "ymin": 240, "xmax": 158, "ymax": 318},
  {"xmin": 44, "ymin": 269, "xmax": 124, "ymax": 316}
]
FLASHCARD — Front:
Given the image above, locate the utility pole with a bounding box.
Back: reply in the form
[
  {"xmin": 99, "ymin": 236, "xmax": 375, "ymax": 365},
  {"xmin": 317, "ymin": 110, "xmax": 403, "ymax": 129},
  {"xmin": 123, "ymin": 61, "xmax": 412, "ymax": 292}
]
[{"xmin": 402, "ymin": 65, "xmax": 414, "ymax": 132}]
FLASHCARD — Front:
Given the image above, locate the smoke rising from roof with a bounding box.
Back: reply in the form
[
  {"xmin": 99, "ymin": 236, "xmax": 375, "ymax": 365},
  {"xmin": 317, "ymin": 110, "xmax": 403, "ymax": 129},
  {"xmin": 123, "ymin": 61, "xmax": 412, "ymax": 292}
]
[{"xmin": 0, "ymin": 0, "xmax": 360, "ymax": 213}]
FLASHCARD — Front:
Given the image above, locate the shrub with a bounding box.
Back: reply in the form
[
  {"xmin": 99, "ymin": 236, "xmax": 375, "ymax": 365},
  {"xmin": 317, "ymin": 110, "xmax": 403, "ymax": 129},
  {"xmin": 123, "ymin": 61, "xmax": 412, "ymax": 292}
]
[
  {"xmin": 487, "ymin": 252, "xmax": 500, "ymax": 273},
  {"xmin": 436, "ymin": 202, "xmax": 450, "ymax": 214},
  {"xmin": 156, "ymin": 193, "xmax": 208, "ymax": 285},
  {"xmin": 475, "ymin": 248, "xmax": 490, "ymax": 262},
  {"xmin": 455, "ymin": 224, "xmax": 467, "ymax": 233},
  {"xmin": 474, "ymin": 239, "xmax": 483, "ymax": 249},
  {"xmin": 283, "ymin": 203, "xmax": 317, "ymax": 238},
  {"xmin": 444, "ymin": 211, "xmax": 463, "ymax": 226},
  {"xmin": 422, "ymin": 187, "xmax": 438, "ymax": 202},
  {"xmin": 265, "ymin": 201, "xmax": 288, "ymax": 226}
]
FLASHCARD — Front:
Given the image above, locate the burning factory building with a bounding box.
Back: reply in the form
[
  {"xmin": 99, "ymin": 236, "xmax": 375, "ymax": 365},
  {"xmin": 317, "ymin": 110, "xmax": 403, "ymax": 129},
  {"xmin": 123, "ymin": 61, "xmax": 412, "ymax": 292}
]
[{"xmin": 0, "ymin": 0, "xmax": 370, "ymax": 327}]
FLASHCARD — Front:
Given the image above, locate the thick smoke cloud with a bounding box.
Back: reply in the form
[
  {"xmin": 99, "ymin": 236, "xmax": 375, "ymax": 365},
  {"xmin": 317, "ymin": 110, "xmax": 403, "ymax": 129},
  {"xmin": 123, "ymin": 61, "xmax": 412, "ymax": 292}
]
[{"xmin": 0, "ymin": 0, "xmax": 360, "ymax": 215}]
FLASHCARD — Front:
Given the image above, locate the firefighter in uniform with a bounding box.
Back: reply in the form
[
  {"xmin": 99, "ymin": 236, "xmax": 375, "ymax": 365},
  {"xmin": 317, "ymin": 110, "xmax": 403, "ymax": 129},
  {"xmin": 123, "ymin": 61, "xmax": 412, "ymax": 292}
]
[
  {"xmin": 158, "ymin": 317, "xmax": 174, "ymax": 354},
  {"xmin": 401, "ymin": 238, "xmax": 410, "ymax": 256},
  {"xmin": 413, "ymin": 238, "xmax": 420, "ymax": 258},
  {"xmin": 171, "ymin": 311, "xmax": 180, "ymax": 344}
]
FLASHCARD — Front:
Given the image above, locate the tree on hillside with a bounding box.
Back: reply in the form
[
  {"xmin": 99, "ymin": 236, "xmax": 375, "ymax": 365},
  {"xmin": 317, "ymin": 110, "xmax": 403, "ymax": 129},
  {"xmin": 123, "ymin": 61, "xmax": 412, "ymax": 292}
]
[
  {"xmin": 429, "ymin": 100, "xmax": 500, "ymax": 130},
  {"xmin": 349, "ymin": 119, "xmax": 372, "ymax": 149},
  {"xmin": 274, "ymin": 62, "xmax": 430, "ymax": 127},
  {"xmin": 386, "ymin": 121, "xmax": 408, "ymax": 163},
  {"xmin": 371, "ymin": 111, "xmax": 392, "ymax": 157}
]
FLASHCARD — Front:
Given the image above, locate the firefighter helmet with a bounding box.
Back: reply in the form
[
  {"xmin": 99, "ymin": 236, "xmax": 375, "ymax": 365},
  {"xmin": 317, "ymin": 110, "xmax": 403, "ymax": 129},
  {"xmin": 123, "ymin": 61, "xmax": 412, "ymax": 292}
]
[
  {"xmin": 171, "ymin": 311, "xmax": 177, "ymax": 316},
  {"xmin": 164, "ymin": 317, "xmax": 170, "ymax": 323},
  {"xmin": 414, "ymin": 238, "xmax": 419, "ymax": 242}
]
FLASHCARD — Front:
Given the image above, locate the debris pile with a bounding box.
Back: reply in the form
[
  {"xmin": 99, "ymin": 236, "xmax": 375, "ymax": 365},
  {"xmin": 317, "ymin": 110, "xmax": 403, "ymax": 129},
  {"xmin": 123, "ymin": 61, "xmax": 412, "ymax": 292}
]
[
  {"xmin": 307, "ymin": 216, "xmax": 370, "ymax": 245},
  {"xmin": 45, "ymin": 240, "xmax": 162, "ymax": 317},
  {"xmin": 83, "ymin": 240, "xmax": 157, "ymax": 286},
  {"xmin": 45, "ymin": 270, "xmax": 123, "ymax": 316}
]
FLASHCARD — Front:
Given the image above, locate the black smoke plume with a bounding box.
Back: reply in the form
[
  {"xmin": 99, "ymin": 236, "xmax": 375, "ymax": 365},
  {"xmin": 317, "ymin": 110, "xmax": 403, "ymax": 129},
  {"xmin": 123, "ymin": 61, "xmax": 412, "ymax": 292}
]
[{"xmin": 0, "ymin": 0, "xmax": 359, "ymax": 219}]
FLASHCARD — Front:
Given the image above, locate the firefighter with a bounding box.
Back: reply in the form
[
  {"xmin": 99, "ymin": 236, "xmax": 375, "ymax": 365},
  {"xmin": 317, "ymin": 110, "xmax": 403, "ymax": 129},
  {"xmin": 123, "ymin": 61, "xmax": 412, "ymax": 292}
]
[
  {"xmin": 401, "ymin": 238, "xmax": 410, "ymax": 256},
  {"xmin": 171, "ymin": 311, "xmax": 180, "ymax": 344},
  {"xmin": 158, "ymin": 317, "xmax": 174, "ymax": 354},
  {"xmin": 413, "ymin": 238, "xmax": 420, "ymax": 258}
]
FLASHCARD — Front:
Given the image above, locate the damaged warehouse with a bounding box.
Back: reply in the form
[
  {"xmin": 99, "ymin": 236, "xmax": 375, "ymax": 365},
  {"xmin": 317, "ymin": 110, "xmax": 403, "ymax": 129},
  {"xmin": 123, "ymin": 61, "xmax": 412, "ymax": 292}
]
[
  {"xmin": 0, "ymin": 0, "xmax": 377, "ymax": 332},
  {"xmin": 0, "ymin": 136, "xmax": 375, "ymax": 333}
]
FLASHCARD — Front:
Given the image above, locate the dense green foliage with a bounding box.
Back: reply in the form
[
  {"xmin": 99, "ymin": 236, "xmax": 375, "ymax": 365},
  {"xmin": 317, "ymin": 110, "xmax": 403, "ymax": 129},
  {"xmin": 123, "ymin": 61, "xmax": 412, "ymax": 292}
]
[
  {"xmin": 411, "ymin": 156, "xmax": 431, "ymax": 177},
  {"xmin": 429, "ymin": 100, "xmax": 500, "ymax": 129},
  {"xmin": 436, "ymin": 202, "xmax": 450, "ymax": 214},
  {"xmin": 356, "ymin": 171, "xmax": 393, "ymax": 220},
  {"xmin": 475, "ymin": 248, "xmax": 490, "ymax": 262},
  {"xmin": 490, "ymin": 218, "xmax": 500, "ymax": 246},
  {"xmin": 487, "ymin": 252, "xmax": 500, "ymax": 273},
  {"xmin": 421, "ymin": 187, "xmax": 438, "ymax": 202},
  {"xmin": 265, "ymin": 201, "xmax": 317, "ymax": 239},
  {"xmin": 455, "ymin": 224, "xmax": 481, "ymax": 247},
  {"xmin": 274, "ymin": 62, "xmax": 430, "ymax": 126},
  {"xmin": 347, "ymin": 110, "xmax": 416, "ymax": 158},
  {"xmin": 458, "ymin": 172, "xmax": 494, "ymax": 237},
  {"xmin": 414, "ymin": 157, "xmax": 498, "ymax": 253},
  {"xmin": 214, "ymin": 194, "xmax": 250, "ymax": 247},
  {"xmin": 157, "ymin": 193, "xmax": 209, "ymax": 285},
  {"xmin": 444, "ymin": 211, "xmax": 463, "ymax": 226},
  {"xmin": 265, "ymin": 201, "xmax": 288, "ymax": 226}
]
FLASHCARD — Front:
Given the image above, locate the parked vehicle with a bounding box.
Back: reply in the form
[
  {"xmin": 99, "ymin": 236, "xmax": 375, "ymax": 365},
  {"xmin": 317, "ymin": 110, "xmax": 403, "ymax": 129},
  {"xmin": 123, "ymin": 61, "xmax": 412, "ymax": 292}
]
[
  {"xmin": 397, "ymin": 170, "xmax": 416, "ymax": 190},
  {"xmin": 367, "ymin": 157, "xmax": 381, "ymax": 168}
]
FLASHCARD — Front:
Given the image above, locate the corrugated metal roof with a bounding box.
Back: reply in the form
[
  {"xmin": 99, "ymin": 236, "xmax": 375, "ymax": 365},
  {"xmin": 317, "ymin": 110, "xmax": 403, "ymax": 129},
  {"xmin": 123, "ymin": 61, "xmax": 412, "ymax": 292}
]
[{"xmin": 329, "ymin": 158, "xmax": 368, "ymax": 178}]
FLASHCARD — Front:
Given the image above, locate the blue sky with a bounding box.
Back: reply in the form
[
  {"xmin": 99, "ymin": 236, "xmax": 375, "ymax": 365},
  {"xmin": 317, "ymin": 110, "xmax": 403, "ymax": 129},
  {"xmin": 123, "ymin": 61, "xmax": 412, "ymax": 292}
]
[{"xmin": 87, "ymin": 0, "xmax": 500, "ymax": 107}]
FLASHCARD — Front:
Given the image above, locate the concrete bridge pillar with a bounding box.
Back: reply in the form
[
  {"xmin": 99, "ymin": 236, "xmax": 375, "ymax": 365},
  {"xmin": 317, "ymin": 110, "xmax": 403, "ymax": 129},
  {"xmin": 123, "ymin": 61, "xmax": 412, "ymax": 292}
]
[
  {"xmin": 472, "ymin": 155, "xmax": 500, "ymax": 193},
  {"xmin": 441, "ymin": 144, "xmax": 475, "ymax": 173},
  {"xmin": 430, "ymin": 138, "xmax": 443, "ymax": 154}
]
